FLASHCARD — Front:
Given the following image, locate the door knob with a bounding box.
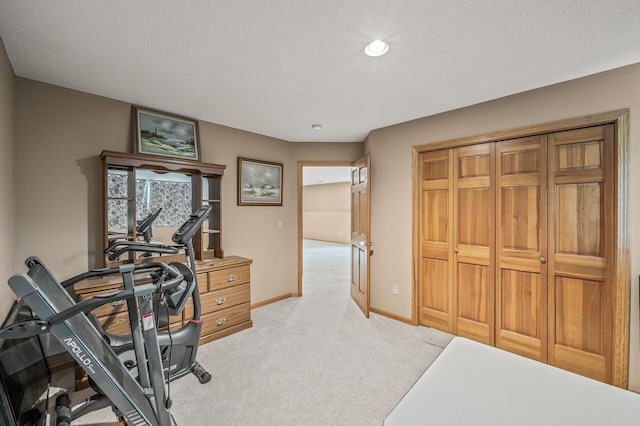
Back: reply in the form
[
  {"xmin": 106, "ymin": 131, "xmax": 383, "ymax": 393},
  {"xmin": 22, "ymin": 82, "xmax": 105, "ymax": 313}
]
[
  {"xmin": 540, "ymin": 257, "xmax": 547, "ymax": 264},
  {"xmin": 454, "ymin": 248, "xmax": 459, "ymax": 254}
]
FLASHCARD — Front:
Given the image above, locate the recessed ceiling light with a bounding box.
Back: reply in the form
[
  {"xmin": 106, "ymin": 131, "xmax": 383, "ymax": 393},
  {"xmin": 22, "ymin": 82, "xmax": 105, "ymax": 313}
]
[
  {"xmin": 364, "ymin": 40, "xmax": 389, "ymax": 57},
  {"xmin": 311, "ymin": 124, "xmax": 323, "ymax": 130}
]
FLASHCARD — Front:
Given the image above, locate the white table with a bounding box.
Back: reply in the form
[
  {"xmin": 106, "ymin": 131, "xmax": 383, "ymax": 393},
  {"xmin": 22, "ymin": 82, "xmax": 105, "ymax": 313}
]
[{"xmin": 385, "ymin": 337, "xmax": 640, "ymax": 425}]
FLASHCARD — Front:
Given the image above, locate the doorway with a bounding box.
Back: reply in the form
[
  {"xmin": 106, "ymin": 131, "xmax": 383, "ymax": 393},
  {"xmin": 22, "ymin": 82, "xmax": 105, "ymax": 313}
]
[{"xmin": 297, "ymin": 162, "xmax": 351, "ymax": 297}]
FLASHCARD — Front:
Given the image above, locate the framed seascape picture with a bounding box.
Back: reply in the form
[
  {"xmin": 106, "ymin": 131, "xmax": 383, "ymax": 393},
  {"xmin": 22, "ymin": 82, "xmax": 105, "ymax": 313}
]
[
  {"xmin": 238, "ymin": 157, "xmax": 283, "ymax": 206},
  {"xmin": 133, "ymin": 106, "xmax": 201, "ymax": 161}
]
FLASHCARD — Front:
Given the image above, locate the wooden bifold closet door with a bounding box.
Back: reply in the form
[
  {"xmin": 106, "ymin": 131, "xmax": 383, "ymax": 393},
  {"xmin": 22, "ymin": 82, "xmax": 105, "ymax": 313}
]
[
  {"xmin": 417, "ymin": 123, "xmax": 617, "ymax": 385},
  {"xmin": 453, "ymin": 144, "xmax": 495, "ymax": 345},
  {"xmin": 495, "ymin": 135, "xmax": 548, "ymax": 362},
  {"xmin": 546, "ymin": 125, "xmax": 614, "ymax": 383},
  {"xmin": 418, "ymin": 143, "xmax": 495, "ymax": 344},
  {"xmin": 418, "ymin": 149, "xmax": 454, "ymax": 333}
]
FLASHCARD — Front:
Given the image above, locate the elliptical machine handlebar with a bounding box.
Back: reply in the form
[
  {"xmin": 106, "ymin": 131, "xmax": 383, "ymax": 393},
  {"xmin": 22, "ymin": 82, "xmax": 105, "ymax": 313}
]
[
  {"xmin": 103, "ymin": 241, "xmax": 180, "ymax": 262},
  {"xmin": 59, "ymin": 256, "xmax": 180, "ymax": 289},
  {"xmin": 1, "ymin": 259, "xmax": 184, "ymax": 339},
  {"xmin": 51, "ymin": 258, "xmax": 183, "ymax": 311}
]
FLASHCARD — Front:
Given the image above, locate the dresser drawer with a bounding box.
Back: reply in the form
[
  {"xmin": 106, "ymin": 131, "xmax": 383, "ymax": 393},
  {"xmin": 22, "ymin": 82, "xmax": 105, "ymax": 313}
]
[
  {"xmin": 200, "ymin": 302, "xmax": 251, "ymax": 337},
  {"xmin": 184, "ymin": 283, "xmax": 249, "ymax": 318},
  {"xmin": 207, "ymin": 265, "xmax": 250, "ymax": 291}
]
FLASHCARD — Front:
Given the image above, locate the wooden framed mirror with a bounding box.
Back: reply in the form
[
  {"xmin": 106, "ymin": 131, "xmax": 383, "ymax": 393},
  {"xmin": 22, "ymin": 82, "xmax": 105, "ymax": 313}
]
[{"xmin": 101, "ymin": 150, "xmax": 225, "ymax": 266}]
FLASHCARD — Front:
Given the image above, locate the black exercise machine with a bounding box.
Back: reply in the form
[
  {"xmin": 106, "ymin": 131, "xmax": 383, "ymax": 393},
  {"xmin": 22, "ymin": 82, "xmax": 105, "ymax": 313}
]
[
  {"xmin": 101, "ymin": 205, "xmax": 212, "ymax": 384},
  {"xmin": 0, "ymin": 258, "xmax": 184, "ymax": 425},
  {"xmin": 0, "ymin": 206, "xmax": 215, "ymax": 425}
]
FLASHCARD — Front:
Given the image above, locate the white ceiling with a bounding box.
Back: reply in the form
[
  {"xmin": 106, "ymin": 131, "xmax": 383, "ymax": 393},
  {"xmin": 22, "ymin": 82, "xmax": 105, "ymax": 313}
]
[
  {"xmin": 1, "ymin": 1, "xmax": 639, "ymax": 143},
  {"xmin": 303, "ymin": 166, "xmax": 351, "ymax": 186}
]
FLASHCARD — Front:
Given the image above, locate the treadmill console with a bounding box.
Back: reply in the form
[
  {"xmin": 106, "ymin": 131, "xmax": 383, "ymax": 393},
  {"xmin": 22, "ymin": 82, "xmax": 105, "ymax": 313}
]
[{"xmin": 172, "ymin": 205, "xmax": 212, "ymax": 246}]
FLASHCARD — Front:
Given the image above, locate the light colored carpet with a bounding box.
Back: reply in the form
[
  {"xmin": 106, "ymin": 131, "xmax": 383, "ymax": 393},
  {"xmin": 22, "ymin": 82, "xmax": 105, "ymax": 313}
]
[{"xmin": 69, "ymin": 239, "xmax": 452, "ymax": 425}]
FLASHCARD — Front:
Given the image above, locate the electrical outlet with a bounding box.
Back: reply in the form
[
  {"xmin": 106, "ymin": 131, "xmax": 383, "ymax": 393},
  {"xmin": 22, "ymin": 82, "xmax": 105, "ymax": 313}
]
[{"xmin": 392, "ymin": 284, "xmax": 398, "ymax": 295}]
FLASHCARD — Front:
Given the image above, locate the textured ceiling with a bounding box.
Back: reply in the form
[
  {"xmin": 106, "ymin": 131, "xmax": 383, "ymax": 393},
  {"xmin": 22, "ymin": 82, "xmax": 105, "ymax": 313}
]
[
  {"xmin": 303, "ymin": 166, "xmax": 351, "ymax": 186},
  {"xmin": 1, "ymin": 1, "xmax": 639, "ymax": 142}
]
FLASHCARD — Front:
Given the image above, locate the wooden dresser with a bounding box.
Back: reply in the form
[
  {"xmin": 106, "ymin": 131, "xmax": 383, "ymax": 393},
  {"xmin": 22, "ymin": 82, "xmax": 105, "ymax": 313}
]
[
  {"xmin": 73, "ymin": 255, "xmax": 252, "ymax": 388},
  {"xmin": 189, "ymin": 256, "xmax": 252, "ymax": 345}
]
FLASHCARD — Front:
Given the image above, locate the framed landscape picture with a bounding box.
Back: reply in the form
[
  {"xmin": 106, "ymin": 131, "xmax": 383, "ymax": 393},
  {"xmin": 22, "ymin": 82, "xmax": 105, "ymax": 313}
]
[
  {"xmin": 133, "ymin": 106, "xmax": 201, "ymax": 161},
  {"xmin": 238, "ymin": 157, "xmax": 283, "ymax": 206}
]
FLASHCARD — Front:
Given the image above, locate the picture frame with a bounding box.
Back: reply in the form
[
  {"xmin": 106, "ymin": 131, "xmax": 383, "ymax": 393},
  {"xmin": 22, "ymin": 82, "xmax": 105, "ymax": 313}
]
[
  {"xmin": 133, "ymin": 106, "xmax": 201, "ymax": 161},
  {"xmin": 238, "ymin": 157, "xmax": 283, "ymax": 206}
]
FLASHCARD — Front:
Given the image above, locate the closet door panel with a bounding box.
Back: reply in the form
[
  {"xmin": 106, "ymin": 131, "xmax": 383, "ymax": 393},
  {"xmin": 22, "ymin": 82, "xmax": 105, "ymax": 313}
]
[
  {"xmin": 499, "ymin": 269, "xmax": 543, "ymax": 356},
  {"xmin": 456, "ymin": 262, "xmax": 491, "ymax": 343},
  {"xmin": 548, "ymin": 125, "xmax": 614, "ymax": 383},
  {"xmin": 555, "ymin": 182, "xmax": 603, "ymax": 255},
  {"xmin": 496, "ymin": 136, "xmax": 547, "ymax": 361},
  {"xmin": 457, "ymin": 187, "xmax": 491, "ymax": 246},
  {"xmin": 420, "ymin": 258, "xmax": 450, "ymax": 330},
  {"xmin": 553, "ymin": 275, "xmax": 606, "ymax": 381},
  {"xmin": 453, "ymin": 144, "xmax": 495, "ymax": 345},
  {"xmin": 419, "ymin": 150, "xmax": 454, "ymax": 332}
]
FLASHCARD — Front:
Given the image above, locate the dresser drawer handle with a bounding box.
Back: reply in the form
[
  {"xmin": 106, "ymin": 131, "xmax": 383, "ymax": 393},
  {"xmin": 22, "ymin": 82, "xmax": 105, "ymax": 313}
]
[
  {"xmin": 216, "ymin": 297, "xmax": 226, "ymax": 305},
  {"xmin": 226, "ymin": 275, "xmax": 236, "ymax": 282},
  {"xmin": 110, "ymin": 300, "xmax": 126, "ymax": 307},
  {"xmin": 216, "ymin": 318, "xmax": 226, "ymax": 326}
]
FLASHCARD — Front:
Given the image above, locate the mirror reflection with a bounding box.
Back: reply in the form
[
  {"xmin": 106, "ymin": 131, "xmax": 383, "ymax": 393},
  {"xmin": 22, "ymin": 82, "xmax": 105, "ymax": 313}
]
[{"xmin": 107, "ymin": 169, "xmax": 192, "ymax": 246}]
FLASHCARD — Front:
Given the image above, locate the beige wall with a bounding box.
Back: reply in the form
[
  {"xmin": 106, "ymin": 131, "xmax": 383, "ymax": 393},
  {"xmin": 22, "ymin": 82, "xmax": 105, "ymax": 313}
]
[
  {"xmin": 14, "ymin": 78, "xmax": 129, "ymax": 275},
  {"xmin": 0, "ymin": 38, "xmax": 15, "ymax": 320},
  {"xmin": 12, "ymin": 77, "xmax": 362, "ymax": 308},
  {"xmin": 303, "ymin": 182, "xmax": 350, "ymax": 244},
  {"xmin": 367, "ymin": 62, "xmax": 640, "ymax": 391},
  {"xmin": 290, "ymin": 142, "xmax": 362, "ymax": 162}
]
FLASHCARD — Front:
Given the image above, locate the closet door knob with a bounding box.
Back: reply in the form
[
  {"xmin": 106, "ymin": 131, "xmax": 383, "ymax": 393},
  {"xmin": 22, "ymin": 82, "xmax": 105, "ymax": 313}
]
[
  {"xmin": 540, "ymin": 257, "xmax": 547, "ymax": 264},
  {"xmin": 454, "ymin": 248, "xmax": 459, "ymax": 254}
]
